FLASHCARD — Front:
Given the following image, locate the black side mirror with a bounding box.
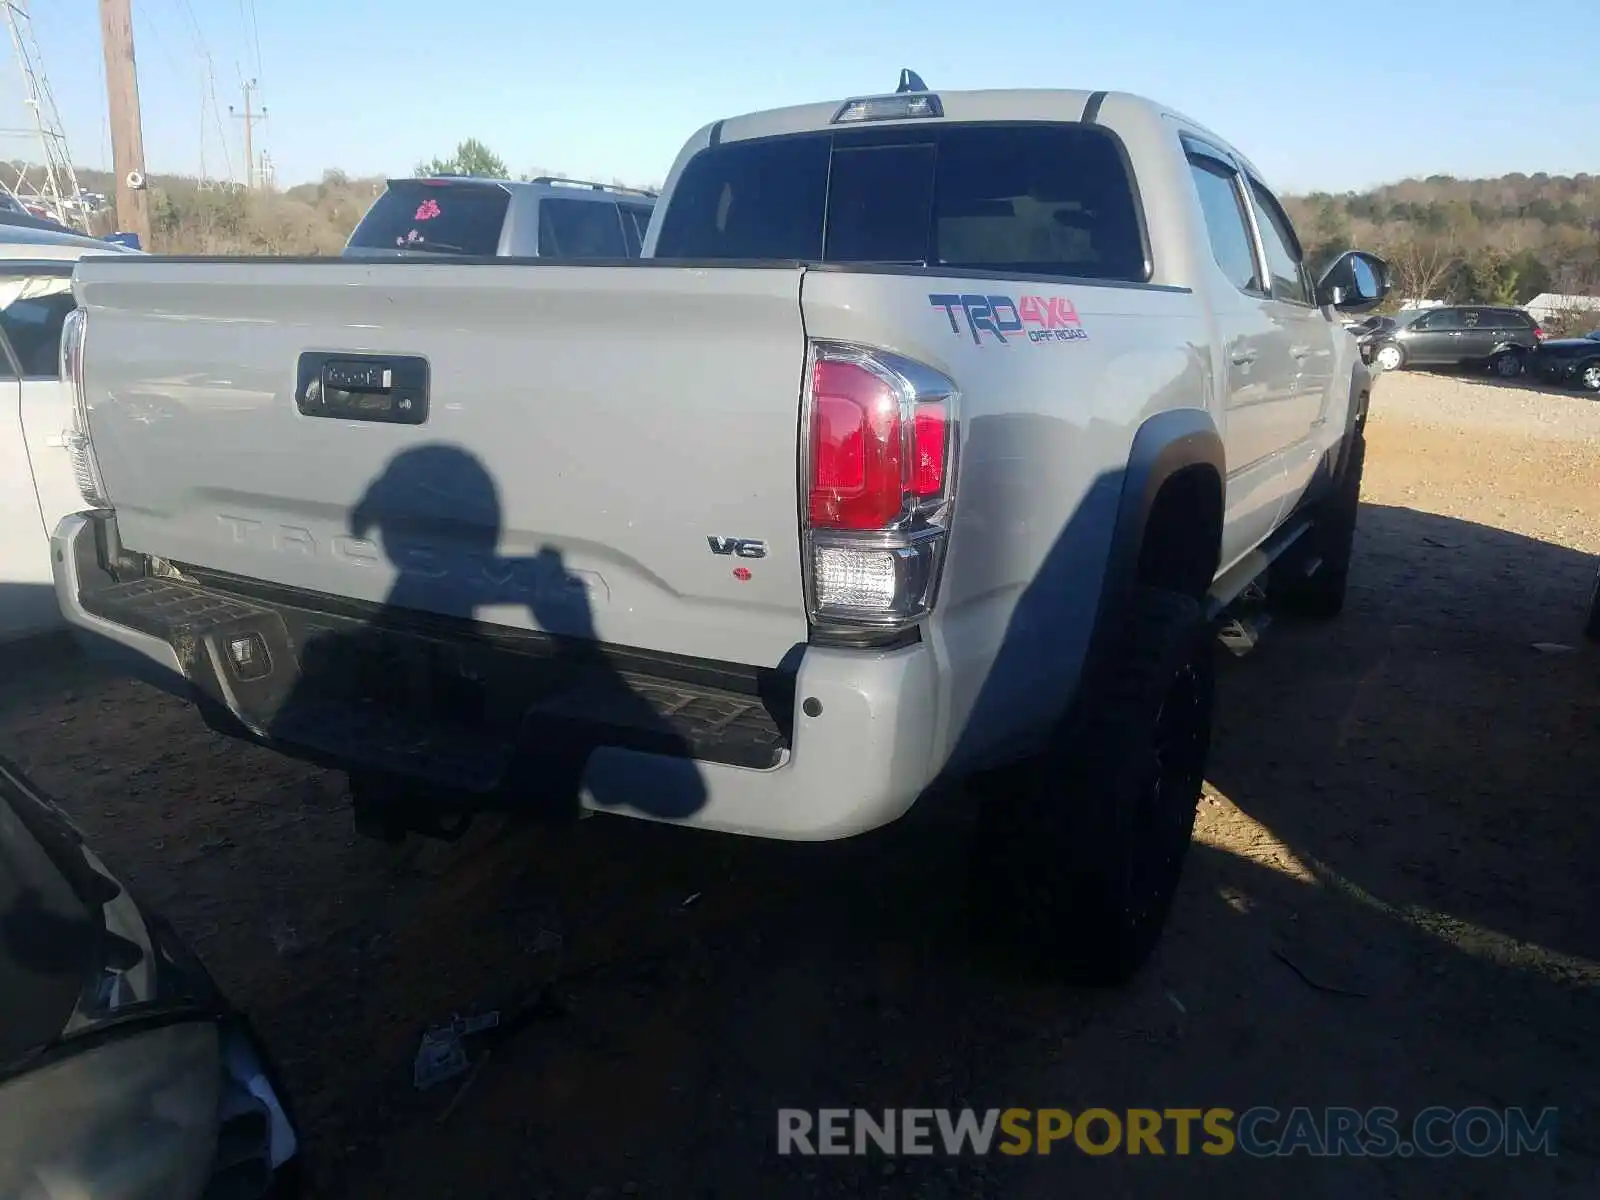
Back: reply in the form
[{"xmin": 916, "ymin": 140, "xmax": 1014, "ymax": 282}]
[{"xmin": 1315, "ymin": 250, "xmax": 1390, "ymax": 313}]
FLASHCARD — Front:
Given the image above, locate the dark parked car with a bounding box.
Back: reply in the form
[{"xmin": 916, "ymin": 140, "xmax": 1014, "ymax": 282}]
[
  {"xmin": 1530, "ymin": 329, "xmax": 1600, "ymax": 393},
  {"xmin": 1368, "ymin": 305, "xmax": 1544, "ymax": 377},
  {"xmin": 0, "ymin": 755, "xmax": 300, "ymax": 1199}
]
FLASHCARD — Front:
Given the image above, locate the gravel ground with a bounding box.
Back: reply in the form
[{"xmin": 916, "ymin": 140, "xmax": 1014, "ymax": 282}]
[
  {"xmin": 1, "ymin": 368, "xmax": 1597, "ymax": 1198},
  {"xmin": 1373, "ymin": 366, "xmax": 1600, "ymax": 444}
]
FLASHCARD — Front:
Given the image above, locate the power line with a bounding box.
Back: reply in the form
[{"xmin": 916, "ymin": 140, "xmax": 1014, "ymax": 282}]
[{"xmin": 238, "ymin": 0, "xmax": 262, "ymax": 81}]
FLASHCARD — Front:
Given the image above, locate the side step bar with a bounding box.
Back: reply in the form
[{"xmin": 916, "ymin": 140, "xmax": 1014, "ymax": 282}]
[{"xmin": 1204, "ymin": 513, "xmax": 1314, "ymax": 622}]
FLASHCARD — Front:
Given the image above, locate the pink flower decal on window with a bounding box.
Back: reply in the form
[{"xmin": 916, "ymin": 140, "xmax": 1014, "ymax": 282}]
[{"xmin": 414, "ymin": 198, "xmax": 441, "ymax": 221}]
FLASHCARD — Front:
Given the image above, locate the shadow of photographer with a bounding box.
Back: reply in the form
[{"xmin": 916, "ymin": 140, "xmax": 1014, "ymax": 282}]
[{"xmin": 269, "ymin": 443, "xmax": 708, "ymax": 839}]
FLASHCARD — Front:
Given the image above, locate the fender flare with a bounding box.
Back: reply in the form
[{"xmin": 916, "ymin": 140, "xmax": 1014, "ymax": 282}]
[
  {"xmin": 1334, "ymin": 364, "xmax": 1371, "ymax": 481},
  {"xmin": 1071, "ymin": 409, "xmax": 1224, "ymax": 722},
  {"xmin": 1485, "ymin": 339, "xmax": 1528, "ymax": 359}
]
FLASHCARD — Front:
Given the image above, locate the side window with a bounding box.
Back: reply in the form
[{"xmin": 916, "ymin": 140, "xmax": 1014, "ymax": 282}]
[
  {"xmin": 1417, "ymin": 309, "xmax": 1463, "ymax": 331},
  {"xmin": 537, "ymin": 198, "xmax": 628, "ymax": 258},
  {"xmin": 0, "ymin": 272, "xmax": 76, "ymax": 378},
  {"xmin": 1247, "ymin": 180, "xmax": 1312, "ymax": 305},
  {"xmin": 1186, "ymin": 155, "xmax": 1262, "ymax": 294},
  {"xmin": 1462, "ymin": 310, "xmax": 1482, "ymax": 328}
]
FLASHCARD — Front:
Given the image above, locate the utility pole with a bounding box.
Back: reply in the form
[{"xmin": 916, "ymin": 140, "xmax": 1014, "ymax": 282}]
[
  {"xmin": 229, "ymin": 78, "xmax": 265, "ymax": 189},
  {"xmin": 98, "ymin": 0, "xmax": 149, "ymax": 244}
]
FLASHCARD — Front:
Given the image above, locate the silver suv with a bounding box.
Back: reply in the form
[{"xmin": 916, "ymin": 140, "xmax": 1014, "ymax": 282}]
[{"xmin": 343, "ymin": 176, "xmax": 655, "ymax": 259}]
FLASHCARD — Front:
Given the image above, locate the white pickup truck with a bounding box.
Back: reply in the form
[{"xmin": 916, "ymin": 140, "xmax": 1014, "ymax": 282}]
[{"xmin": 54, "ymin": 78, "xmax": 1388, "ymax": 983}]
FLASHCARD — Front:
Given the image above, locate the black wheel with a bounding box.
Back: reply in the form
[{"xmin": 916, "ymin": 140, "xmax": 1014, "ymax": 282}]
[
  {"xmin": 1578, "ymin": 360, "xmax": 1600, "ymax": 393},
  {"xmin": 1584, "ymin": 563, "xmax": 1600, "ymax": 644},
  {"xmin": 1490, "ymin": 349, "xmax": 1524, "ymax": 379},
  {"xmin": 1373, "ymin": 343, "xmax": 1404, "ymax": 373},
  {"xmin": 1273, "ymin": 428, "xmax": 1366, "ymax": 618},
  {"xmin": 969, "ymin": 587, "xmax": 1214, "ymax": 986}
]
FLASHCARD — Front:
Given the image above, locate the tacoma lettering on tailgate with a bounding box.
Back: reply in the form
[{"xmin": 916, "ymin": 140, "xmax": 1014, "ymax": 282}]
[{"xmin": 928, "ymin": 293, "xmax": 1088, "ymax": 346}]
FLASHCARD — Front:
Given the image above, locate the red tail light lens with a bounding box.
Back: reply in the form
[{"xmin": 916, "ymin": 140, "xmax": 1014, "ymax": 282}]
[
  {"xmin": 1535, "ymin": 326, "xmax": 1546, "ymax": 340},
  {"xmin": 807, "ymin": 358, "xmax": 951, "ymax": 530},
  {"xmin": 809, "ymin": 360, "xmax": 903, "ymax": 529}
]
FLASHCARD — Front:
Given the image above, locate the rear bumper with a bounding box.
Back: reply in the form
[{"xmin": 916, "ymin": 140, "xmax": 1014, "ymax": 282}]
[{"xmin": 52, "ymin": 512, "xmax": 939, "ymax": 840}]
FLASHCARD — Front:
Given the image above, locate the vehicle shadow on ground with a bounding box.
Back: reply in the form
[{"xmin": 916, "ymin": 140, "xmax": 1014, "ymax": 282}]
[
  {"xmin": 1399, "ymin": 366, "xmax": 1586, "ymax": 398},
  {"xmin": 249, "ymin": 498, "xmax": 1600, "ymax": 1198},
  {"xmin": 6, "ymin": 472, "xmax": 1599, "ymax": 1195},
  {"xmin": 1208, "ymin": 499, "xmax": 1600, "ymax": 968}
]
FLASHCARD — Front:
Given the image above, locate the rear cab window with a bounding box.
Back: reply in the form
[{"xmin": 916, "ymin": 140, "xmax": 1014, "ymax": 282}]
[
  {"xmin": 347, "ymin": 181, "xmax": 510, "ymax": 255},
  {"xmin": 654, "ymin": 123, "xmax": 1148, "ymax": 282},
  {"xmin": 536, "ymin": 198, "xmax": 629, "ymax": 258}
]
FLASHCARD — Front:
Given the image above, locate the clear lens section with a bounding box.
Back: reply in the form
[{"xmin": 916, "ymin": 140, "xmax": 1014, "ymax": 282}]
[
  {"xmin": 58, "ymin": 308, "xmax": 110, "ymax": 510},
  {"xmin": 812, "ymin": 540, "xmax": 938, "ymax": 624},
  {"xmin": 0, "ymin": 1021, "xmax": 221, "ymax": 1200},
  {"xmin": 815, "ymin": 545, "xmax": 898, "ymax": 611}
]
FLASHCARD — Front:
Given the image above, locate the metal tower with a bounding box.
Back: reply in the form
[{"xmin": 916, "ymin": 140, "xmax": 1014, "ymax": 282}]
[{"xmin": 1, "ymin": 0, "xmax": 86, "ymax": 229}]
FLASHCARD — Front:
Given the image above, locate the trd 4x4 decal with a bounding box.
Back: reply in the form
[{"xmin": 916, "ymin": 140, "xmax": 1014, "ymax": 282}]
[{"xmin": 929, "ymin": 293, "xmax": 1088, "ymax": 346}]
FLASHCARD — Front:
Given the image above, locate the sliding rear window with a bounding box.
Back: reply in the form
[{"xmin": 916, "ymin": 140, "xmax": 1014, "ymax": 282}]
[
  {"xmin": 654, "ymin": 123, "xmax": 1147, "ymax": 281},
  {"xmin": 347, "ymin": 181, "xmax": 510, "ymax": 256}
]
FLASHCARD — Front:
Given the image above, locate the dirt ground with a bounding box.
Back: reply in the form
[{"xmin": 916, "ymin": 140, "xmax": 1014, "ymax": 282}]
[{"xmin": 2, "ymin": 369, "xmax": 1598, "ymax": 1198}]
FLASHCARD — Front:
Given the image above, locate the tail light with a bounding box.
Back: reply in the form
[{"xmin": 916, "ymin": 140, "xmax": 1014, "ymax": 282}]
[
  {"xmin": 58, "ymin": 307, "xmax": 110, "ymax": 510},
  {"xmin": 802, "ymin": 341, "xmax": 958, "ymax": 634},
  {"xmin": 1534, "ymin": 326, "xmax": 1546, "ymax": 341}
]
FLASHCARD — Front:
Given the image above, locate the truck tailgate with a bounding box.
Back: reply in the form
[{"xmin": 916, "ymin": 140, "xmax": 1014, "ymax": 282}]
[{"xmin": 72, "ymin": 261, "xmax": 810, "ymax": 669}]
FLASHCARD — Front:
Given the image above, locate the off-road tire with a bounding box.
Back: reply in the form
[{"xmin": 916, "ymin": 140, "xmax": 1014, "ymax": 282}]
[
  {"xmin": 1273, "ymin": 429, "xmax": 1366, "ymax": 619},
  {"xmin": 969, "ymin": 586, "xmax": 1214, "ymax": 986}
]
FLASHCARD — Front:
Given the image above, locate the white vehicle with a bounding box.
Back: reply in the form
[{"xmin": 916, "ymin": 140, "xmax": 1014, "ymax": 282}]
[
  {"xmin": 59, "ymin": 79, "xmax": 1388, "ymax": 982},
  {"xmin": 0, "ymin": 225, "xmax": 140, "ymax": 644}
]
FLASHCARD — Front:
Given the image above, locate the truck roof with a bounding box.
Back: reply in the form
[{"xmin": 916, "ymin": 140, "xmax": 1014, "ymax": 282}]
[{"xmin": 701, "ymin": 85, "xmax": 1266, "ymax": 188}]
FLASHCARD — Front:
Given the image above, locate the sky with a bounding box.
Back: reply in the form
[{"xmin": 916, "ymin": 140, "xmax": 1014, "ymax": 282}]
[{"xmin": 9, "ymin": 0, "xmax": 1598, "ymax": 194}]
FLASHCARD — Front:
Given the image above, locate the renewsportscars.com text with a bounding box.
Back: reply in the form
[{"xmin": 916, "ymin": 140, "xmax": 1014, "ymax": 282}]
[{"xmin": 777, "ymin": 1107, "xmax": 1559, "ymax": 1158}]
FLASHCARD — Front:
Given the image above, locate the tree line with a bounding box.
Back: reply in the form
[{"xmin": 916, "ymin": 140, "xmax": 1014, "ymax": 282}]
[
  {"xmin": 1283, "ymin": 173, "xmax": 1600, "ymax": 311},
  {"xmin": 26, "ymin": 149, "xmax": 1600, "ymax": 302}
]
